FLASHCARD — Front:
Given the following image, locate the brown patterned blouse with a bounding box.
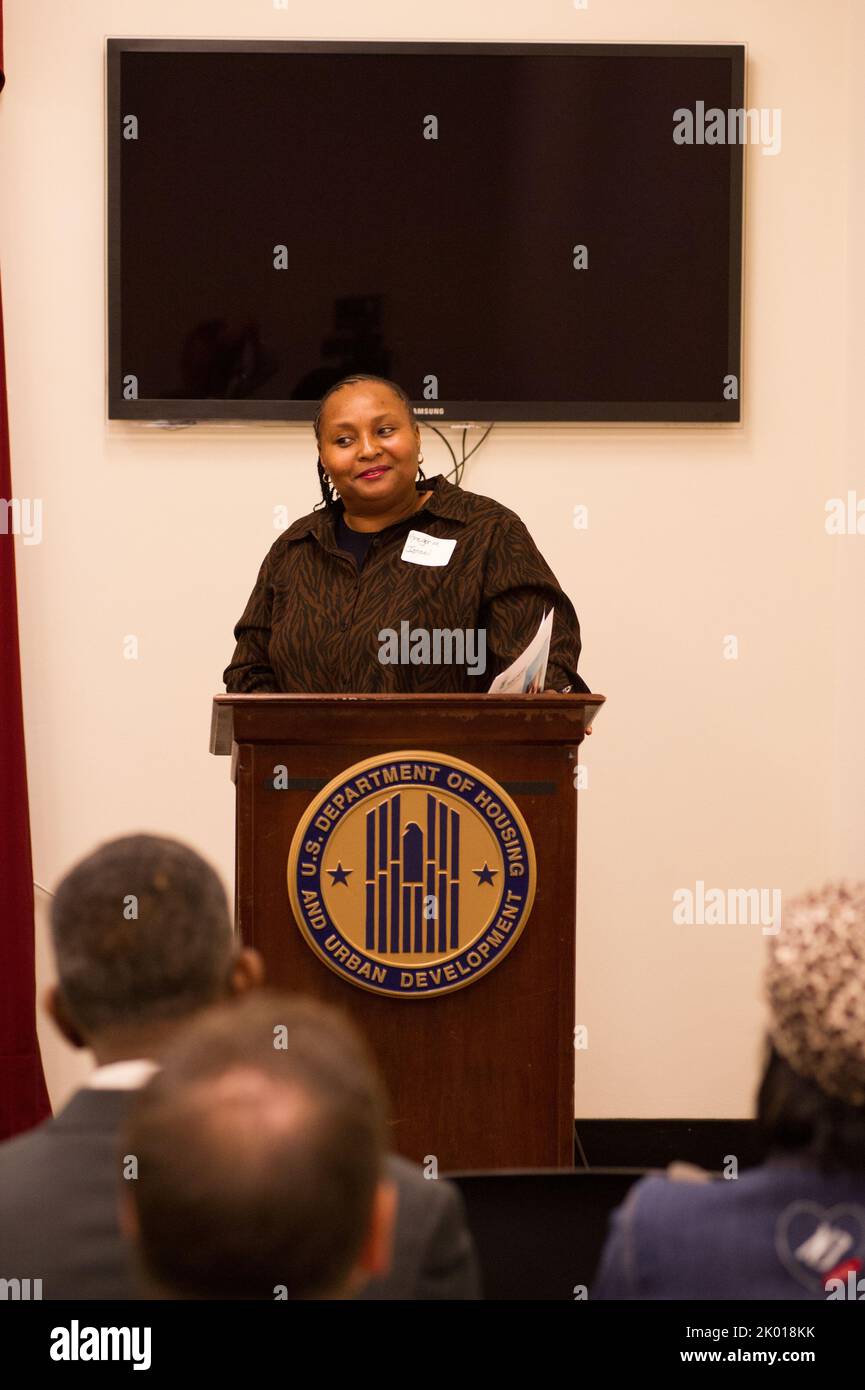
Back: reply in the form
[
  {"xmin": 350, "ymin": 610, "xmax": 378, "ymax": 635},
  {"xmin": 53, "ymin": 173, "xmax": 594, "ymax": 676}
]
[{"xmin": 223, "ymin": 474, "xmax": 589, "ymax": 694}]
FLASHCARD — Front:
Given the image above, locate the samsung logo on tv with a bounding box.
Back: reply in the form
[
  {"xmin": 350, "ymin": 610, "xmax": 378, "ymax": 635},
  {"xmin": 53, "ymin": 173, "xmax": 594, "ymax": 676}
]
[{"xmin": 415, "ymin": 407, "xmax": 445, "ymax": 415}]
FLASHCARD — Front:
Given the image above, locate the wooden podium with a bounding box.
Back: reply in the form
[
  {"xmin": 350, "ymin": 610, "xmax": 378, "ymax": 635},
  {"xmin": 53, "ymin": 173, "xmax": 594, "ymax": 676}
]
[{"xmin": 210, "ymin": 693, "xmax": 602, "ymax": 1170}]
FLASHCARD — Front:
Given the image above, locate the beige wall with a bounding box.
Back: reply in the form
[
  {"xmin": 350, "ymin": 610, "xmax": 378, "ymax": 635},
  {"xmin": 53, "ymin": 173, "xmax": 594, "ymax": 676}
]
[{"xmin": 2, "ymin": 0, "xmax": 861, "ymax": 1117}]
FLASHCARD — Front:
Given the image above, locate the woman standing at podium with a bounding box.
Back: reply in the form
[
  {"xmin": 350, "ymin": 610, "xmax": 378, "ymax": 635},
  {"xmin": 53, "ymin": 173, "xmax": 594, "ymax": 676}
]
[{"xmin": 223, "ymin": 375, "xmax": 590, "ymax": 695}]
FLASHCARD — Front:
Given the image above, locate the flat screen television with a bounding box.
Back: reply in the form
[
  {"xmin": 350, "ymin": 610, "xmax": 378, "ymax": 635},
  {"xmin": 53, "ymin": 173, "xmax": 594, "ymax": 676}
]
[{"xmin": 106, "ymin": 39, "xmax": 745, "ymax": 423}]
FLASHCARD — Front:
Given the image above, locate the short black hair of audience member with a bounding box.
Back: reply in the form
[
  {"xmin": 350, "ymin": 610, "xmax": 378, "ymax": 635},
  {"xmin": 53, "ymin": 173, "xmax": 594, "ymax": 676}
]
[
  {"xmin": 756, "ymin": 1042, "xmax": 865, "ymax": 1173},
  {"xmin": 48, "ymin": 834, "xmax": 244, "ymax": 1044}
]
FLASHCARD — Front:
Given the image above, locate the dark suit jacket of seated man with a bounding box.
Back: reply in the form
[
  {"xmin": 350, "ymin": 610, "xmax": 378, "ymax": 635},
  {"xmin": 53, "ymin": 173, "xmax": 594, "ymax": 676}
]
[
  {"xmin": 0, "ymin": 833, "xmax": 479, "ymax": 1301},
  {"xmin": 0, "ymin": 1080, "xmax": 478, "ymax": 1301}
]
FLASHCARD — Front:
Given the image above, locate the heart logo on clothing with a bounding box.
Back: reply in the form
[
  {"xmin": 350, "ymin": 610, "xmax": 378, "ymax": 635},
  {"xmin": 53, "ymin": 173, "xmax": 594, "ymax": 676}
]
[{"xmin": 775, "ymin": 1201, "xmax": 865, "ymax": 1293}]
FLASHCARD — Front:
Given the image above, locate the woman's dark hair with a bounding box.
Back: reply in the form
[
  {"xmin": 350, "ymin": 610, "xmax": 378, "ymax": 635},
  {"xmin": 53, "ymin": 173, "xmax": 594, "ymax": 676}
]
[
  {"xmin": 756, "ymin": 1041, "xmax": 865, "ymax": 1173},
  {"xmin": 311, "ymin": 374, "xmax": 423, "ymax": 512}
]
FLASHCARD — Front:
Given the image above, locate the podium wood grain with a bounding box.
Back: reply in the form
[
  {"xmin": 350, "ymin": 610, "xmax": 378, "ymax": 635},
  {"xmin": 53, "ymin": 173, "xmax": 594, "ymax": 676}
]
[{"xmin": 211, "ymin": 694, "xmax": 603, "ymax": 1170}]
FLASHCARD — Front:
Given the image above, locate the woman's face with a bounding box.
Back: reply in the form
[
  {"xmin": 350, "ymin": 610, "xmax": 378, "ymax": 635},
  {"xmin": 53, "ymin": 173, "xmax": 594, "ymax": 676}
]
[{"xmin": 318, "ymin": 384, "xmax": 421, "ymax": 513}]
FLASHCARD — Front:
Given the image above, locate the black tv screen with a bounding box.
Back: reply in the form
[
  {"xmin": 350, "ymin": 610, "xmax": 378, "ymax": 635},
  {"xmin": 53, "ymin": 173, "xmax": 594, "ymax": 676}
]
[{"xmin": 107, "ymin": 39, "xmax": 744, "ymax": 423}]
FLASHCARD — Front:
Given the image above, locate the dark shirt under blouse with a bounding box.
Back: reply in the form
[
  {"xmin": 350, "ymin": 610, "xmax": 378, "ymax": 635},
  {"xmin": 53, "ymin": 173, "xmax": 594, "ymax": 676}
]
[
  {"xmin": 223, "ymin": 474, "xmax": 589, "ymax": 694},
  {"xmin": 335, "ymin": 511, "xmax": 376, "ymax": 570}
]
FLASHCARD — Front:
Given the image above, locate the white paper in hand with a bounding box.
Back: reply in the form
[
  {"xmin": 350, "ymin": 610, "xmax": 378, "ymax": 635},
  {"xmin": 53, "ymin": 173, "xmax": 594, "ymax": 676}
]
[{"xmin": 488, "ymin": 609, "xmax": 554, "ymax": 693}]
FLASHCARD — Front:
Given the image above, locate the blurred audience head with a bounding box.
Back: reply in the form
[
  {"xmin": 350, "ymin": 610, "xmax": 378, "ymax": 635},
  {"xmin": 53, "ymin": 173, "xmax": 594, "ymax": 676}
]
[
  {"xmin": 48, "ymin": 833, "xmax": 262, "ymax": 1059},
  {"xmin": 122, "ymin": 991, "xmax": 394, "ymax": 1299},
  {"xmin": 758, "ymin": 880, "xmax": 865, "ymax": 1171}
]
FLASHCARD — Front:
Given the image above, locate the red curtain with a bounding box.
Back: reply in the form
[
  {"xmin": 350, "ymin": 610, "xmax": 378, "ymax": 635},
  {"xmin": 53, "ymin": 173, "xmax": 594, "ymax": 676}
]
[{"xmin": 0, "ymin": 0, "xmax": 51, "ymax": 1138}]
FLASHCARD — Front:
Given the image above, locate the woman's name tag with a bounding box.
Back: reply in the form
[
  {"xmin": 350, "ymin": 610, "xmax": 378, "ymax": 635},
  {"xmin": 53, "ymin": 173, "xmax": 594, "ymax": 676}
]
[{"xmin": 400, "ymin": 530, "xmax": 457, "ymax": 566}]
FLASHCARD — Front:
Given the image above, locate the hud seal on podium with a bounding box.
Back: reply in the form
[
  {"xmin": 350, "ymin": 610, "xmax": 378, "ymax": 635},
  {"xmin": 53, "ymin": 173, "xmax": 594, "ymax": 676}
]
[{"xmin": 287, "ymin": 750, "xmax": 536, "ymax": 998}]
